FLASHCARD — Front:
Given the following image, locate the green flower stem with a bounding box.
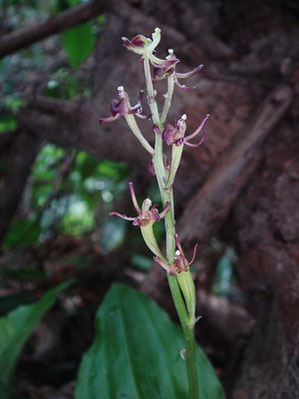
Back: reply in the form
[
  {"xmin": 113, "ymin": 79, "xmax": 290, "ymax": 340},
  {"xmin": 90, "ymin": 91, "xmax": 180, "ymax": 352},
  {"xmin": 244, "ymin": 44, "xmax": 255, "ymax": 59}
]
[
  {"xmin": 143, "ymin": 54, "xmax": 199, "ymax": 399},
  {"xmin": 161, "ymin": 74, "xmax": 175, "ymax": 124},
  {"xmin": 183, "ymin": 324, "xmax": 199, "ymax": 399},
  {"xmin": 124, "ymin": 114, "xmax": 155, "ymax": 155}
]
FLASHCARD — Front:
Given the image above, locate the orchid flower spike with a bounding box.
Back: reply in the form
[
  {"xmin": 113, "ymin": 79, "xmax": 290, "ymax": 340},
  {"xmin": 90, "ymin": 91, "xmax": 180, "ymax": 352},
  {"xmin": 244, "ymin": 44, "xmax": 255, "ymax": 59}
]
[
  {"xmin": 154, "ymin": 234, "xmax": 198, "ymax": 275},
  {"xmin": 99, "ymin": 86, "xmax": 149, "ymax": 125},
  {"xmin": 161, "ymin": 113, "xmax": 209, "ymax": 147},
  {"xmin": 109, "ymin": 182, "xmax": 170, "ymax": 227}
]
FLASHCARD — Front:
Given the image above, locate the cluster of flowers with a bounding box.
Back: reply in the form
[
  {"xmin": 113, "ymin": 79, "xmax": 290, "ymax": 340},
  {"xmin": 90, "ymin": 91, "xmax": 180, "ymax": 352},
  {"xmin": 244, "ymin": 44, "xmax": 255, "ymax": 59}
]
[{"xmin": 99, "ymin": 28, "xmax": 208, "ymax": 276}]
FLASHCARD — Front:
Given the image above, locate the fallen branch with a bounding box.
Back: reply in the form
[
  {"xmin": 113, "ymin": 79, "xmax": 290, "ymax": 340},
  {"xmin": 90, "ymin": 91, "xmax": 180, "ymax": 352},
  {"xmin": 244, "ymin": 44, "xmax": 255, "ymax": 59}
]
[
  {"xmin": 177, "ymin": 84, "xmax": 293, "ymax": 246},
  {"xmin": 0, "ymin": 1, "xmax": 105, "ymax": 59},
  {"xmin": 197, "ymin": 289, "xmax": 254, "ymax": 343},
  {"xmin": 28, "ymin": 96, "xmax": 78, "ymax": 118}
]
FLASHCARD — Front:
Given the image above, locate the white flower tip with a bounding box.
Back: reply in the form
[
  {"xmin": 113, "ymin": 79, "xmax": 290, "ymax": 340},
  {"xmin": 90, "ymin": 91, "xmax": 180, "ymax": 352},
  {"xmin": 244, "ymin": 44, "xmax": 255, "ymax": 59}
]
[
  {"xmin": 181, "ymin": 114, "xmax": 187, "ymax": 120},
  {"xmin": 154, "ymin": 27, "xmax": 161, "ymax": 33},
  {"xmin": 144, "ymin": 198, "xmax": 152, "ymax": 207},
  {"xmin": 168, "ymin": 49, "xmax": 174, "ymax": 54},
  {"xmin": 175, "ymin": 250, "xmax": 181, "ymax": 256},
  {"xmin": 117, "ymin": 86, "xmax": 124, "ymax": 91}
]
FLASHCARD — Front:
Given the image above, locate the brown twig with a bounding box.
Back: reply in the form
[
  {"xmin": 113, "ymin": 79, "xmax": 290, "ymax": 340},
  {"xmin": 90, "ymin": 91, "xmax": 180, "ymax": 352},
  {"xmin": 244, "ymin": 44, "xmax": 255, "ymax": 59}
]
[
  {"xmin": 177, "ymin": 84, "xmax": 293, "ymax": 246},
  {"xmin": 0, "ymin": 1, "xmax": 105, "ymax": 59}
]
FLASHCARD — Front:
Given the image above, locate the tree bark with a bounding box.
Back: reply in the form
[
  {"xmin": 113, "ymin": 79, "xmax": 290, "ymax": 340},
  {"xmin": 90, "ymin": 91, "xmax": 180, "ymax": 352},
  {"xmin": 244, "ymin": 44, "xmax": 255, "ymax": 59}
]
[{"xmin": 0, "ymin": 130, "xmax": 42, "ymax": 242}]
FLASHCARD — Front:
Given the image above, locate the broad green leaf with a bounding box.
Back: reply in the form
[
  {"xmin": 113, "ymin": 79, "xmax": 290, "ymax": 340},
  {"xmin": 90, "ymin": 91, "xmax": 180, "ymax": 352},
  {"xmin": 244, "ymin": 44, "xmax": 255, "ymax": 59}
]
[
  {"xmin": 62, "ymin": 23, "xmax": 95, "ymax": 69},
  {"xmin": 75, "ymin": 284, "xmax": 225, "ymax": 399},
  {"xmin": 0, "ymin": 293, "xmax": 33, "ymax": 315},
  {"xmin": 0, "ymin": 282, "xmax": 70, "ymax": 399}
]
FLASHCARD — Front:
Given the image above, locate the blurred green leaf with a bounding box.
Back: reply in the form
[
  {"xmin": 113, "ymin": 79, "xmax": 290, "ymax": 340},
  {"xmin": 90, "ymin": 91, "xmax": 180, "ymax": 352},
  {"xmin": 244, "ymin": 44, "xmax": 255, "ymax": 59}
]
[
  {"xmin": 62, "ymin": 23, "xmax": 95, "ymax": 69},
  {"xmin": 0, "ymin": 268, "xmax": 47, "ymax": 282},
  {"xmin": 100, "ymin": 218, "xmax": 127, "ymax": 253},
  {"xmin": 97, "ymin": 14, "xmax": 106, "ymax": 26},
  {"xmin": 2, "ymin": 97, "xmax": 25, "ymax": 113},
  {"xmin": 96, "ymin": 160, "xmax": 129, "ymax": 181},
  {"xmin": 61, "ymin": 196, "xmax": 95, "ymax": 236},
  {"xmin": 75, "ymin": 284, "xmax": 225, "ymax": 399},
  {"xmin": 44, "ymin": 75, "xmax": 81, "ymax": 100},
  {"xmin": 212, "ymin": 248, "xmax": 237, "ymax": 297},
  {"xmin": 0, "ymin": 115, "xmax": 16, "ymax": 132},
  {"xmin": 131, "ymin": 254, "xmax": 153, "ymax": 271},
  {"xmin": 0, "ymin": 282, "xmax": 70, "ymax": 399},
  {"xmin": 0, "ymin": 293, "xmax": 33, "ymax": 316},
  {"xmin": 3, "ymin": 220, "xmax": 42, "ymax": 248}
]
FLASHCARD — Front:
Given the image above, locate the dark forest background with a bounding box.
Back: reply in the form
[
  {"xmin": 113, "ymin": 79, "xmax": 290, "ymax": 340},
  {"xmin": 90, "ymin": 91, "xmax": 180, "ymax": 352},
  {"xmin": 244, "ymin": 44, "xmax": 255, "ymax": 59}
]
[{"xmin": 0, "ymin": 1, "xmax": 298, "ymax": 398}]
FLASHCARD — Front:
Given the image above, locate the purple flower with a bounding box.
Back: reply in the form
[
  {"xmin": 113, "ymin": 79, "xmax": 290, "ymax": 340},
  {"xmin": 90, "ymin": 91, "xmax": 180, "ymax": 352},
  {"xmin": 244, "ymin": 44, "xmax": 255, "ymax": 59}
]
[
  {"xmin": 109, "ymin": 182, "xmax": 170, "ymax": 227},
  {"xmin": 99, "ymin": 86, "xmax": 149, "ymax": 125},
  {"xmin": 122, "ymin": 28, "xmax": 179, "ymax": 70},
  {"xmin": 153, "ymin": 49, "xmax": 204, "ymax": 90},
  {"xmin": 161, "ymin": 113, "xmax": 209, "ymax": 147},
  {"xmin": 154, "ymin": 234, "xmax": 198, "ymax": 275}
]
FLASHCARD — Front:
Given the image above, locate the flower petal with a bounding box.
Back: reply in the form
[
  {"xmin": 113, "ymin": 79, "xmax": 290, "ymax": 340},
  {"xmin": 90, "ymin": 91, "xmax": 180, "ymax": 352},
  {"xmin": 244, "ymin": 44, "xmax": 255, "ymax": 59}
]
[
  {"xmin": 175, "ymin": 64, "xmax": 203, "ymax": 79},
  {"xmin": 128, "ymin": 182, "xmax": 141, "ymax": 214},
  {"xmin": 184, "ymin": 114, "xmax": 209, "ymax": 141},
  {"xmin": 184, "ymin": 131, "xmax": 207, "ymax": 147},
  {"xmin": 98, "ymin": 114, "xmax": 121, "ymax": 125},
  {"xmin": 188, "ymin": 244, "xmax": 199, "ymax": 266},
  {"xmin": 109, "ymin": 212, "xmax": 135, "ymax": 221},
  {"xmin": 174, "ymin": 75, "xmax": 196, "ymax": 90}
]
